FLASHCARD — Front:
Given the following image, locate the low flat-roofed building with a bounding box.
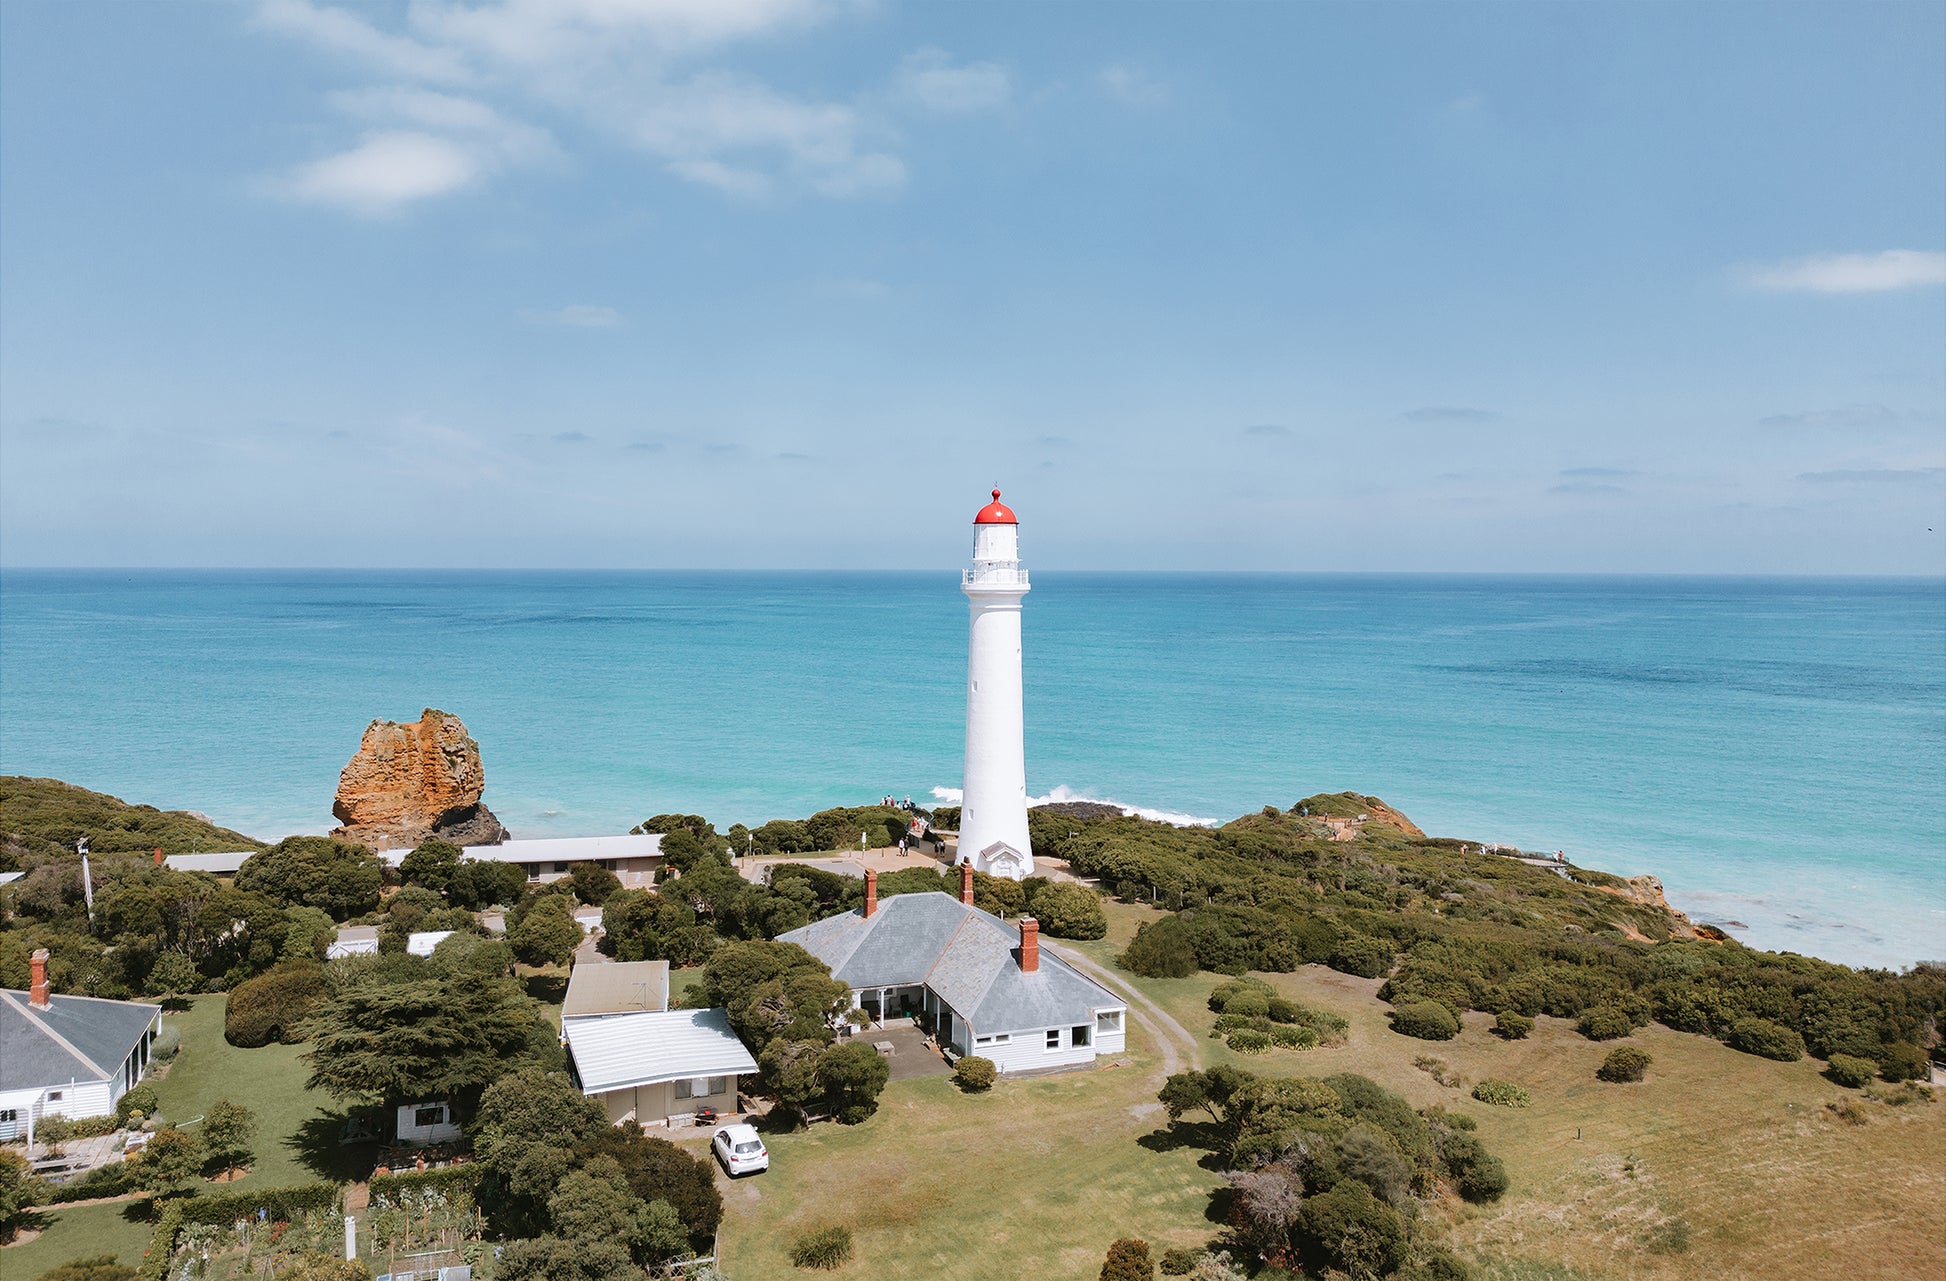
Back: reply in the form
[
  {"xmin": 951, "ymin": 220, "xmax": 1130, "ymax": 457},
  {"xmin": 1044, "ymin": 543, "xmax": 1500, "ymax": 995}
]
[
  {"xmin": 562, "ymin": 960, "xmax": 669, "ymax": 1022},
  {"xmin": 564, "ymin": 1007, "xmax": 757, "ymax": 1128},
  {"xmin": 163, "ymin": 851, "xmax": 258, "ymax": 876},
  {"xmin": 370, "ymin": 833, "xmax": 665, "ymax": 888}
]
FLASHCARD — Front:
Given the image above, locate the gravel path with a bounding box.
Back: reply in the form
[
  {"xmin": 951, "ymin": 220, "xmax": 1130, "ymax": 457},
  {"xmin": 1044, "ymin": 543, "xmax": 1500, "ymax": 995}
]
[{"xmin": 1046, "ymin": 942, "xmax": 1201, "ymax": 1079}]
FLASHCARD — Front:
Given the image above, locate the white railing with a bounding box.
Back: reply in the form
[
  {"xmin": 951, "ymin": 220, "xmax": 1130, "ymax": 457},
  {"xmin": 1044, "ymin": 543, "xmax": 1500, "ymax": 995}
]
[{"xmin": 962, "ymin": 566, "xmax": 1030, "ymax": 587}]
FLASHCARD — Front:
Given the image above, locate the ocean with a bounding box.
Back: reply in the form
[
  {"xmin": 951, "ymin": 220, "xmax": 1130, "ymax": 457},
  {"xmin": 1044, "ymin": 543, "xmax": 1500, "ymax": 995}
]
[{"xmin": 1, "ymin": 570, "xmax": 1940, "ymax": 971}]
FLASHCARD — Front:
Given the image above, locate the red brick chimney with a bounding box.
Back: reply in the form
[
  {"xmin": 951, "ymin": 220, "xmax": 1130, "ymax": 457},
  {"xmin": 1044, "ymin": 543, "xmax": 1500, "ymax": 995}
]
[
  {"xmin": 1018, "ymin": 918, "xmax": 1039, "ymax": 973},
  {"xmin": 29, "ymin": 948, "xmax": 52, "ymax": 1008},
  {"xmin": 959, "ymin": 861, "xmax": 976, "ymax": 906},
  {"xmin": 863, "ymin": 868, "xmax": 878, "ymax": 918}
]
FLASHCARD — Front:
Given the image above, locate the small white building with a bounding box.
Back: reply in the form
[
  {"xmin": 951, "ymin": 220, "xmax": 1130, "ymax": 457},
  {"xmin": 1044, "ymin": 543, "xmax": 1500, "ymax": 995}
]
[
  {"xmin": 564, "ymin": 1008, "xmax": 758, "ymax": 1127},
  {"xmin": 395, "ymin": 1100, "xmax": 462, "ymax": 1146},
  {"xmin": 1, "ymin": 951, "xmax": 160, "ymax": 1143},
  {"xmin": 406, "ymin": 930, "xmax": 456, "ymax": 957},
  {"xmin": 326, "ymin": 926, "xmax": 381, "ymax": 959},
  {"xmin": 382, "ymin": 834, "xmax": 667, "ymax": 888},
  {"xmin": 777, "ymin": 866, "xmax": 1127, "ymax": 1075}
]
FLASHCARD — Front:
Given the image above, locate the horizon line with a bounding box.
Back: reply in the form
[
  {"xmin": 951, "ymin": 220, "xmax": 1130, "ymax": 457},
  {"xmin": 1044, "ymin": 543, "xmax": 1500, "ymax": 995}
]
[{"xmin": 2, "ymin": 565, "xmax": 1942, "ymax": 581}]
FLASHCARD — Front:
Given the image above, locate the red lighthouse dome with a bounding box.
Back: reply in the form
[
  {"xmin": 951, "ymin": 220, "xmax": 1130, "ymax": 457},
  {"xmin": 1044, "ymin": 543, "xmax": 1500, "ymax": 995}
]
[{"xmin": 974, "ymin": 488, "xmax": 1017, "ymax": 525}]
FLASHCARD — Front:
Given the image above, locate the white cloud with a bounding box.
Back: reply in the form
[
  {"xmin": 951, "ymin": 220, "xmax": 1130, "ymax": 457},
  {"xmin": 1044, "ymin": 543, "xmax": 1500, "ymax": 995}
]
[
  {"xmin": 254, "ymin": 0, "xmax": 919, "ymax": 210},
  {"xmin": 281, "ymin": 132, "xmax": 482, "ymax": 215},
  {"xmin": 1097, "ymin": 64, "xmax": 1168, "ymax": 109},
  {"xmin": 528, "ymin": 305, "xmax": 625, "ymax": 328},
  {"xmin": 1745, "ymin": 250, "xmax": 1946, "ymax": 294},
  {"xmin": 254, "ymin": 0, "xmax": 468, "ymax": 84},
  {"xmin": 895, "ymin": 48, "xmax": 1011, "ymax": 114}
]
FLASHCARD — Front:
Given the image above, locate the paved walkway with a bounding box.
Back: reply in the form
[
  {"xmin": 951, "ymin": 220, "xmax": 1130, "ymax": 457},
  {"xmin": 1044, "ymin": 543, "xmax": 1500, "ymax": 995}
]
[{"xmin": 851, "ymin": 1022, "xmax": 951, "ymax": 1080}]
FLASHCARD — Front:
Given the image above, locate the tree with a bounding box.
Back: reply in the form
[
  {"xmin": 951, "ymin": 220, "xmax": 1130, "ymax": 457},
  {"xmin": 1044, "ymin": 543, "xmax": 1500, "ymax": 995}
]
[
  {"xmin": 1296, "ymin": 1178, "xmax": 1406, "ymax": 1278},
  {"xmin": 234, "ymin": 837, "xmax": 383, "ymax": 920},
  {"xmin": 548, "ymin": 1156, "xmax": 679, "ymax": 1263},
  {"xmin": 600, "ymin": 889, "xmax": 714, "ymax": 966},
  {"xmin": 568, "ymin": 862, "xmax": 622, "ymax": 906},
  {"xmin": 0, "ymin": 1148, "xmax": 30, "ymax": 1244},
  {"xmin": 135, "ymin": 1127, "xmax": 201, "ymax": 1191},
  {"xmin": 447, "ymin": 858, "xmax": 529, "ymax": 910},
  {"xmin": 496, "ymin": 1237, "xmax": 638, "ymax": 1281},
  {"xmin": 399, "ymin": 840, "xmax": 463, "ymax": 893},
  {"xmin": 225, "ymin": 961, "xmax": 331, "ymax": 1047},
  {"xmin": 510, "ymin": 894, "xmax": 580, "ymax": 968},
  {"xmin": 301, "ymin": 970, "xmax": 549, "ymax": 1110},
  {"xmin": 200, "ymin": 1100, "xmax": 256, "ymax": 1178},
  {"xmin": 1100, "ymin": 1238, "xmax": 1155, "ymax": 1281},
  {"xmin": 1119, "ymin": 916, "xmax": 1198, "ymax": 978},
  {"xmin": 281, "ymin": 906, "xmax": 338, "ymax": 963},
  {"xmin": 1028, "ymin": 881, "xmax": 1108, "ymax": 940},
  {"xmin": 579, "ymin": 1122, "xmax": 724, "ymax": 1246},
  {"xmin": 702, "ymin": 941, "xmax": 849, "ymax": 1052},
  {"xmin": 818, "ymin": 1040, "xmax": 891, "ymax": 1121},
  {"xmin": 1596, "ymin": 1047, "xmax": 1652, "ymax": 1083},
  {"xmin": 473, "ymin": 1069, "xmax": 611, "ymax": 1237}
]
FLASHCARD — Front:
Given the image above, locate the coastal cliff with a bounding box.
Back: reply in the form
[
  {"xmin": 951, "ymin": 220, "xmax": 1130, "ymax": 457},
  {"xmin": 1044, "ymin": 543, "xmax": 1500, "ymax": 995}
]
[{"xmin": 328, "ymin": 709, "xmax": 507, "ymax": 851}]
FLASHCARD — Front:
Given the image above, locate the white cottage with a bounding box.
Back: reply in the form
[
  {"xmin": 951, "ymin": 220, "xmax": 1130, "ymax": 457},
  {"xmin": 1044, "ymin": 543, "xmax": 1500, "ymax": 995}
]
[
  {"xmin": 777, "ymin": 866, "xmax": 1127, "ymax": 1075},
  {"xmin": 0, "ymin": 950, "xmax": 160, "ymax": 1143}
]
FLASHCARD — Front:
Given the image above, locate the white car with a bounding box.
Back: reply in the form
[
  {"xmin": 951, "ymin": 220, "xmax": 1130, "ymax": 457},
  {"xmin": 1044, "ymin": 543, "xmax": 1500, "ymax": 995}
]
[{"xmin": 712, "ymin": 1123, "xmax": 769, "ymax": 1176}]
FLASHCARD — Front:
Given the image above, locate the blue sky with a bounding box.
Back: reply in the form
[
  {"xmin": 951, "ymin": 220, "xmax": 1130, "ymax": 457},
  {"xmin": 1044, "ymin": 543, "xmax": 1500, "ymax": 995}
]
[{"xmin": 2, "ymin": 0, "xmax": 1942, "ymax": 573}]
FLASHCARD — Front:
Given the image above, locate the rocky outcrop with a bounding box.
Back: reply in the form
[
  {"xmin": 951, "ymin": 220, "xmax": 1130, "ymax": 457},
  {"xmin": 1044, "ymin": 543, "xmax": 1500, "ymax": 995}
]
[{"xmin": 329, "ymin": 709, "xmax": 508, "ymax": 851}]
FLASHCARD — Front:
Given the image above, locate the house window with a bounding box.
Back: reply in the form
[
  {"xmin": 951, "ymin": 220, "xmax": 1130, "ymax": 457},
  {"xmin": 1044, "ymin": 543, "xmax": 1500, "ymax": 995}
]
[
  {"xmin": 526, "ymin": 866, "xmax": 541, "ymax": 880},
  {"xmin": 1097, "ymin": 1010, "xmax": 1122, "ymax": 1033},
  {"xmin": 0, "ymin": 1109, "xmax": 15, "ymax": 1124},
  {"xmin": 676, "ymin": 1077, "xmax": 727, "ymax": 1100},
  {"xmin": 1044, "ymin": 1029, "xmax": 1061, "ymax": 1051},
  {"xmin": 46, "ymin": 1091, "xmax": 63, "ymax": 1102},
  {"xmin": 976, "ymin": 1035, "xmax": 992, "ymax": 1045},
  {"xmin": 415, "ymin": 1106, "xmax": 445, "ymax": 1128},
  {"xmin": 1072, "ymin": 1024, "xmax": 1091, "ymax": 1048},
  {"xmin": 553, "ymin": 862, "xmax": 570, "ymax": 873},
  {"xmin": 990, "ymin": 1033, "xmax": 1010, "ymax": 1044}
]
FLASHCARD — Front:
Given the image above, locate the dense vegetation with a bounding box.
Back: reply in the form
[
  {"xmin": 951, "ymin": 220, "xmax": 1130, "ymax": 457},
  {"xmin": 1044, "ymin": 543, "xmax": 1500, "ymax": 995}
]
[
  {"xmin": 1158, "ymin": 1065, "xmax": 1492, "ymax": 1277},
  {"xmin": 0, "ymin": 776, "xmax": 263, "ymax": 866},
  {"xmin": 1062, "ymin": 796, "xmax": 1941, "ymax": 1078}
]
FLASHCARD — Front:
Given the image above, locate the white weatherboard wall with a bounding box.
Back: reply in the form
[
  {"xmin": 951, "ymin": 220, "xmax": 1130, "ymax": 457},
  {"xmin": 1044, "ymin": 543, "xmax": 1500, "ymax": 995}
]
[{"xmin": 960, "ymin": 512, "xmax": 1032, "ymax": 879}]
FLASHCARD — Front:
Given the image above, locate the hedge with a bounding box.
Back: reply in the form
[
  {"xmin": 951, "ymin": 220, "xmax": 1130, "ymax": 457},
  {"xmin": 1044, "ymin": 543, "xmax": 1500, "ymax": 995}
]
[
  {"xmin": 369, "ymin": 1165, "xmax": 482, "ymax": 1200},
  {"xmin": 1470, "ymin": 1080, "xmax": 1532, "ymax": 1108}
]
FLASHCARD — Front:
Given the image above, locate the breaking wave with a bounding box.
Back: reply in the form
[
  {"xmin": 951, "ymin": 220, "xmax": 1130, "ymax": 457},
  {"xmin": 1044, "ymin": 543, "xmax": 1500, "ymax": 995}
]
[{"xmin": 928, "ymin": 783, "xmax": 1217, "ymax": 828}]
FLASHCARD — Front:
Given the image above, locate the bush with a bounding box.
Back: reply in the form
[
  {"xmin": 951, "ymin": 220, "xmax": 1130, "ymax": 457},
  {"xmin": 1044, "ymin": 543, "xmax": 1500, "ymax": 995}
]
[
  {"xmin": 225, "ymin": 962, "xmax": 330, "ymax": 1047},
  {"xmin": 1265, "ymin": 997, "xmax": 1303, "ymax": 1024},
  {"xmin": 1578, "ymin": 1006, "xmax": 1633, "ymax": 1041},
  {"xmin": 150, "ymin": 1026, "xmax": 180, "ymax": 1061},
  {"xmin": 1389, "ymin": 1000, "xmax": 1460, "ymax": 1041},
  {"xmin": 1878, "ymin": 1042, "xmax": 1930, "ymax": 1082},
  {"xmin": 1119, "ymin": 917, "xmax": 1199, "ymax": 979},
  {"xmin": 1726, "ymin": 1017, "xmax": 1805, "ymax": 1062},
  {"xmin": 1225, "ymin": 1029, "xmax": 1272, "ymax": 1054},
  {"xmin": 1158, "ymin": 1247, "xmax": 1200, "ymax": 1276},
  {"xmin": 1825, "ymin": 1053, "xmax": 1879, "ymax": 1088},
  {"xmin": 1597, "ymin": 1046, "xmax": 1652, "ymax": 1083},
  {"xmin": 1328, "ymin": 932, "xmax": 1394, "ymax": 979},
  {"xmin": 30, "ymin": 1256, "xmax": 137, "ymax": 1281},
  {"xmin": 789, "ymin": 1226, "xmax": 853, "ymax": 1270},
  {"xmin": 115, "ymin": 1082, "xmax": 159, "ymax": 1121},
  {"xmin": 1219, "ymin": 990, "xmax": 1270, "ymax": 1020},
  {"xmin": 1100, "ymin": 1238, "xmax": 1154, "ymax": 1281},
  {"xmin": 1296, "ymin": 1178, "xmax": 1406, "ymax": 1275},
  {"xmin": 1493, "ymin": 1011, "xmax": 1534, "ymax": 1040},
  {"xmin": 1029, "ymin": 882, "xmax": 1108, "ymax": 940},
  {"xmin": 953, "ymin": 1056, "xmax": 997, "ymax": 1092},
  {"xmin": 1439, "ymin": 1131, "xmax": 1508, "ymax": 1203},
  {"xmin": 1470, "ymin": 1080, "xmax": 1531, "ymax": 1108}
]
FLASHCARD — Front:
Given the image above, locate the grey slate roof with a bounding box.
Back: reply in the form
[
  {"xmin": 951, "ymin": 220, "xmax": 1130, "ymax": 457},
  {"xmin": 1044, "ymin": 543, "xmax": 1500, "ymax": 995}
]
[
  {"xmin": 0, "ymin": 989, "xmax": 159, "ymax": 1092},
  {"xmin": 778, "ymin": 892, "xmax": 1122, "ymax": 1035}
]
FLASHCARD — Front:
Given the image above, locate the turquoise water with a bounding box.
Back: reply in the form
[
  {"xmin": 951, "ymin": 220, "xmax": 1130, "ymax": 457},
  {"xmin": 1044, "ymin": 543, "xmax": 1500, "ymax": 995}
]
[{"xmin": 1, "ymin": 570, "xmax": 1940, "ymax": 969}]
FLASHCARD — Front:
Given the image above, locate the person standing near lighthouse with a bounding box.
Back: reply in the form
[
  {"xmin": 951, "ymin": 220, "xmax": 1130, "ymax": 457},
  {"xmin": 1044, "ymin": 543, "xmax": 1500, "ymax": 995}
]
[{"xmin": 958, "ymin": 488, "xmax": 1034, "ymax": 880}]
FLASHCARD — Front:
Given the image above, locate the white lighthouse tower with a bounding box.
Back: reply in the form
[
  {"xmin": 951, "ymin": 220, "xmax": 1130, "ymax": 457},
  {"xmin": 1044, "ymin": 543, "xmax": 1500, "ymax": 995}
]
[{"xmin": 957, "ymin": 488, "xmax": 1033, "ymax": 880}]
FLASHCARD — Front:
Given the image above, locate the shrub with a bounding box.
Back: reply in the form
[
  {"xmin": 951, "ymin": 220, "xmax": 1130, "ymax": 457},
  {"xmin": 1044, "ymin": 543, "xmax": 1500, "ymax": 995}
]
[
  {"xmin": 789, "ymin": 1226, "xmax": 854, "ymax": 1270},
  {"xmin": 1389, "ymin": 1000, "xmax": 1460, "ymax": 1041},
  {"xmin": 1158, "ymin": 1247, "xmax": 1200, "ymax": 1276},
  {"xmin": 1726, "ymin": 1017, "xmax": 1805, "ymax": 1062},
  {"xmin": 1494, "ymin": 1011, "xmax": 1534, "ymax": 1040},
  {"xmin": 1119, "ymin": 917, "xmax": 1199, "ymax": 978},
  {"xmin": 1100, "ymin": 1238, "xmax": 1154, "ymax": 1281},
  {"xmin": 1328, "ymin": 932, "xmax": 1394, "ymax": 979},
  {"xmin": 1825, "ymin": 1053, "xmax": 1878, "ymax": 1088},
  {"xmin": 1827, "ymin": 1099, "xmax": 1869, "ymax": 1126},
  {"xmin": 1597, "ymin": 1047, "xmax": 1652, "ymax": 1083},
  {"xmin": 1878, "ymin": 1042, "xmax": 1930, "ymax": 1082},
  {"xmin": 1470, "ymin": 1080, "xmax": 1531, "ymax": 1108},
  {"xmin": 1296, "ymin": 1178, "xmax": 1407, "ymax": 1275},
  {"xmin": 30, "ymin": 1256, "xmax": 137, "ymax": 1281},
  {"xmin": 1224, "ymin": 1029, "xmax": 1272, "ymax": 1054},
  {"xmin": 953, "ymin": 1056, "xmax": 997, "ymax": 1092},
  {"xmin": 116, "ymin": 1084, "xmax": 160, "ymax": 1125},
  {"xmin": 1439, "ymin": 1131, "xmax": 1508, "ymax": 1203},
  {"xmin": 225, "ymin": 962, "xmax": 330, "ymax": 1047},
  {"xmin": 835, "ymin": 1104, "xmax": 874, "ymax": 1126},
  {"xmin": 1265, "ymin": 997, "xmax": 1303, "ymax": 1024},
  {"xmin": 1219, "ymin": 990, "xmax": 1270, "ymax": 1020},
  {"xmin": 1029, "ymin": 881, "xmax": 1109, "ymax": 940},
  {"xmin": 1578, "ymin": 1006, "xmax": 1633, "ymax": 1041},
  {"xmin": 151, "ymin": 1026, "xmax": 180, "ymax": 1061}
]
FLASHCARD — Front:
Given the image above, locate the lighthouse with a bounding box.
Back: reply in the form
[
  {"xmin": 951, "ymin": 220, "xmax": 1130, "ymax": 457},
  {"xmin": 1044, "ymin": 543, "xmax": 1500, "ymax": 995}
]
[{"xmin": 958, "ymin": 488, "xmax": 1033, "ymax": 880}]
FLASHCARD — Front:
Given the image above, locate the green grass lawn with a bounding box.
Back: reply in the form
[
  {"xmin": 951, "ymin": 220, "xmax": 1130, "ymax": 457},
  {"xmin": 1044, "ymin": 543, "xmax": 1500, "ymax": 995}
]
[
  {"xmin": 2, "ymin": 1199, "xmax": 157, "ymax": 1276},
  {"xmin": 715, "ymin": 1019, "xmax": 1223, "ymax": 1279}
]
